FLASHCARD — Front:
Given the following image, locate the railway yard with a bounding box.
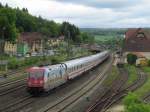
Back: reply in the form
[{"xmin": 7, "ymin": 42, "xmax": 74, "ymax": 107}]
[
  {"xmin": 0, "ymin": 54, "xmax": 150, "ymax": 112},
  {"xmin": 1, "ymin": 1, "xmax": 150, "ymax": 111}
]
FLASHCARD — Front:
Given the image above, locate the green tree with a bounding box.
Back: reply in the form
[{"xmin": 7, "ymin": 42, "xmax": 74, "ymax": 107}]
[
  {"xmin": 0, "ymin": 7, "xmax": 18, "ymax": 54},
  {"xmin": 127, "ymin": 53, "xmax": 137, "ymax": 65},
  {"xmin": 61, "ymin": 22, "xmax": 80, "ymax": 42},
  {"xmin": 81, "ymin": 32, "xmax": 95, "ymax": 43}
]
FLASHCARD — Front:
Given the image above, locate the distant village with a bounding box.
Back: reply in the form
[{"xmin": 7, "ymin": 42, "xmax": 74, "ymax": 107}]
[{"xmin": 4, "ymin": 32, "xmax": 64, "ymax": 57}]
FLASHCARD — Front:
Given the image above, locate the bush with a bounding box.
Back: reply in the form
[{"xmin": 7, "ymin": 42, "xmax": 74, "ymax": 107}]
[
  {"xmin": 8, "ymin": 58, "xmax": 20, "ymax": 69},
  {"xmin": 147, "ymin": 60, "xmax": 150, "ymax": 66},
  {"xmin": 127, "ymin": 53, "xmax": 137, "ymax": 65},
  {"xmin": 51, "ymin": 55, "xmax": 66, "ymax": 65},
  {"xmin": 124, "ymin": 93, "xmax": 150, "ymax": 112}
]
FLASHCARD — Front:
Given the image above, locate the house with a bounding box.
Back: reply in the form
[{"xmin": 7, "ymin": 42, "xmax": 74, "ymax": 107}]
[
  {"xmin": 47, "ymin": 36, "xmax": 65, "ymax": 48},
  {"xmin": 4, "ymin": 32, "xmax": 64, "ymax": 56},
  {"xmin": 4, "ymin": 41, "xmax": 17, "ymax": 55},
  {"xmin": 17, "ymin": 42, "xmax": 28, "ymax": 56},
  {"xmin": 123, "ymin": 28, "xmax": 150, "ymax": 65},
  {"xmin": 18, "ymin": 32, "xmax": 46, "ymax": 53}
]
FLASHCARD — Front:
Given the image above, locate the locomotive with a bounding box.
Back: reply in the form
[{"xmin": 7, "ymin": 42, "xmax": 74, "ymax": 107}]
[{"xmin": 27, "ymin": 51, "xmax": 110, "ymax": 94}]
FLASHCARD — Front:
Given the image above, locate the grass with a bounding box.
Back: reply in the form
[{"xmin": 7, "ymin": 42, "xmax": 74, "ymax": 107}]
[
  {"xmin": 103, "ymin": 66, "xmax": 119, "ymax": 86},
  {"xmin": 134, "ymin": 66, "xmax": 150, "ymax": 97},
  {"xmin": 94, "ymin": 35, "xmax": 116, "ymax": 42},
  {"xmin": 124, "ymin": 65, "xmax": 150, "ymax": 98},
  {"xmin": 125, "ymin": 65, "xmax": 138, "ymax": 87}
]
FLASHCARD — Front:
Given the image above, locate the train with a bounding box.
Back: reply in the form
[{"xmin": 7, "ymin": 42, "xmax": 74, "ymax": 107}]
[{"xmin": 26, "ymin": 51, "xmax": 110, "ymax": 94}]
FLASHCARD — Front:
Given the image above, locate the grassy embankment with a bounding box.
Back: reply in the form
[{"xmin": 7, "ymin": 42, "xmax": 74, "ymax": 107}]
[
  {"xmin": 103, "ymin": 66, "xmax": 119, "ymax": 87},
  {"xmin": 125, "ymin": 64, "xmax": 150, "ymax": 97},
  {"xmin": 124, "ymin": 65, "xmax": 138, "ymax": 87},
  {"xmin": 123, "ymin": 65, "xmax": 150, "ymax": 112},
  {"xmin": 135, "ymin": 66, "xmax": 150, "ymax": 97}
]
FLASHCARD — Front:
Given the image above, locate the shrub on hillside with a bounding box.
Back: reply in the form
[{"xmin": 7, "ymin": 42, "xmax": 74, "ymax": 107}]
[
  {"xmin": 127, "ymin": 53, "xmax": 137, "ymax": 65},
  {"xmin": 124, "ymin": 93, "xmax": 150, "ymax": 112}
]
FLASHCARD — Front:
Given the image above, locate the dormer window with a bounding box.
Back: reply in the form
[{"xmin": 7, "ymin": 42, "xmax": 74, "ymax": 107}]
[{"xmin": 136, "ymin": 32, "xmax": 145, "ymax": 39}]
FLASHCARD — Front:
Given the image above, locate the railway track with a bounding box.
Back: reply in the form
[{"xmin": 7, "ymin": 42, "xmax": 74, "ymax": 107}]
[
  {"xmin": 0, "ymin": 96, "xmax": 33, "ymax": 112},
  {"xmin": 0, "ymin": 56, "xmax": 113, "ymax": 112},
  {"xmin": 126, "ymin": 69, "xmax": 147, "ymax": 91},
  {"xmin": 36, "ymin": 57, "xmax": 113, "ymax": 112},
  {"xmin": 86, "ymin": 67, "xmax": 147, "ymax": 112},
  {"xmin": 0, "ymin": 78, "xmax": 26, "ymax": 88},
  {"xmin": 0, "ymin": 83, "xmax": 26, "ymax": 96},
  {"xmin": 143, "ymin": 93, "xmax": 150, "ymax": 103},
  {"xmin": 0, "ymin": 69, "xmax": 25, "ymax": 78},
  {"xmin": 86, "ymin": 67, "xmax": 129, "ymax": 112}
]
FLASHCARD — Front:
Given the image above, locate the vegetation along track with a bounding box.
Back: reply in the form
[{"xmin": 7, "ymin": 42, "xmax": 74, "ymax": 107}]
[
  {"xmin": 37, "ymin": 57, "xmax": 113, "ymax": 112},
  {"xmin": 86, "ymin": 67, "xmax": 147, "ymax": 112}
]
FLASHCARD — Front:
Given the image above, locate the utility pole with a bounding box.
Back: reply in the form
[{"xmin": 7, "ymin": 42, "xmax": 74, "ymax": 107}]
[{"xmin": 67, "ymin": 30, "xmax": 71, "ymax": 59}]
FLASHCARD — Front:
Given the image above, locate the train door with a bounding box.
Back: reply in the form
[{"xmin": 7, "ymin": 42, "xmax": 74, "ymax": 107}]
[
  {"xmin": 47, "ymin": 71, "xmax": 55, "ymax": 90},
  {"xmin": 60, "ymin": 66, "xmax": 66, "ymax": 83}
]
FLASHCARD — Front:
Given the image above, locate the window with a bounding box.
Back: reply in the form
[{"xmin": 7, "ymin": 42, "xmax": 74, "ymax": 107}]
[
  {"xmin": 48, "ymin": 73, "xmax": 50, "ymax": 77},
  {"xmin": 137, "ymin": 33, "xmax": 145, "ymax": 40},
  {"xmin": 29, "ymin": 71, "xmax": 44, "ymax": 78},
  {"xmin": 60, "ymin": 70, "xmax": 62, "ymax": 76}
]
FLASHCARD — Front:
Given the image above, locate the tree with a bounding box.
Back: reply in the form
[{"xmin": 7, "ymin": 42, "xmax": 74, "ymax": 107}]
[
  {"xmin": 22, "ymin": 8, "xmax": 28, "ymax": 13},
  {"xmin": 61, "ymin": 22, "xmax": 80, "ymax": 42},
  {"xmin": 0, "ymin": 3, "xmax": 3, "ymax": 8},
  {"xmin": 81, "ymin": 32, "xmax": 95, "ymax": 44},
  {"xmin": 0, "ymin": 7, "xmax": 18, "ymax": 54},
  {"xmin": 127, "ymin": 53, "xmax": 137, "ymax": 65}
]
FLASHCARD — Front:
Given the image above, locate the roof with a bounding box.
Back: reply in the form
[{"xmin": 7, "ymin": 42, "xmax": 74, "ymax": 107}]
[
  {"xmin": 18, "ymin": 32, "xmax": 46, "ymax": 42},
  {"xmin": 124, "ymin": 28, "xmax": 150, "ymax": 52},
  {"xmin": 130, "ymin": 52, "xmax": 145, "ymax": 58},
  {"xmin": 125, "ymin": 28, "xmax": 150, "ymax": 40}
]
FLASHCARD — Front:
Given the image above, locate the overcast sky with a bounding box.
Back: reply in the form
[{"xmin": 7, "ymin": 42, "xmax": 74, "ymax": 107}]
[{"xmin": 0, "ymin": 0, "xmax": 150, "ymax": 28}]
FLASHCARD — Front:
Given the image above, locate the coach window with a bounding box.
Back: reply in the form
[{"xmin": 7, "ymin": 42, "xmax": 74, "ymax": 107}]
[{"xmin": 60, "ymin": 70, "xmax": 62, "ymax": 77}]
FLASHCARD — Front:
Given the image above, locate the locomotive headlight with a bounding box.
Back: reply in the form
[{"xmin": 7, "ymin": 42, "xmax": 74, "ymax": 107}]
[
  {"xmin": 39, "ymin": 80, "xmax": 43, "ymax": 84},
  {"xmin": 34, "ymin": 80, "xmax": 37, "ymax": 83}
]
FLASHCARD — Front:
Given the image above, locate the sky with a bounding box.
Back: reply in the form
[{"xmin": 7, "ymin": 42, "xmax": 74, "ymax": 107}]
[{"xmin": 0, "ymin": 0, "xmax": 150, "ymax": 28}]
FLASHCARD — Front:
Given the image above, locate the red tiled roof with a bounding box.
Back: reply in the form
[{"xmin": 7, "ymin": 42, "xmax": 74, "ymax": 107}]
[
  {"xmin": 19, "ymin": 32, "xmax": 45, "ymax": 42},
  {"xmin": 124, "ymin": 28, "xmax": 150, "ymax": 52},
  {"xmin": 125, "ymin": 28, "xmax": 150, "ymax": 40}
]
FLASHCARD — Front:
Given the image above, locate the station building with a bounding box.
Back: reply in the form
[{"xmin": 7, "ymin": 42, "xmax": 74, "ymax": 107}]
[{"xmin": 123, "ymin": 28, "xmax": 150, "ymax": 65}]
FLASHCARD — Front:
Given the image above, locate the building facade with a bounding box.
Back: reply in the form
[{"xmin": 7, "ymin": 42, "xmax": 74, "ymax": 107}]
[{"xmin": 124, "ymin": 28, "xmax": 150, "ymax": 65}]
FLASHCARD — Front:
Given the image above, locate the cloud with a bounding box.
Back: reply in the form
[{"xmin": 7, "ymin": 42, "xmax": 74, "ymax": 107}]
[
  {"xmin": 55, "ymin": 0, "xmax": 140, "ymax": 9},
  {"xmin": 0, "ymin": 0, "xmax": 150, "ymax": 28}
]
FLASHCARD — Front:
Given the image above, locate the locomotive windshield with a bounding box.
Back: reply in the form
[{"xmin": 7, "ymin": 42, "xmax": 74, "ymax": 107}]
[{"xmin": 29, "ymin": 71, "xmax": 44, "ymax": 78}]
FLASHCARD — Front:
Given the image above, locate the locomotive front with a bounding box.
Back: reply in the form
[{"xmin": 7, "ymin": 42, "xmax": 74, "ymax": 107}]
[{"xmin": 27, "ymin": 67, "xmax": 45, "ymax": 94}]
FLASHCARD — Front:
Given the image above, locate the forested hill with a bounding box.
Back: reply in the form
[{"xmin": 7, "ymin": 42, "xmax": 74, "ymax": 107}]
[
  {"xmin": 80, "ymin": 28, "xmax": 127, "ymax": 36},
  {"xmin": 0, "ymin": 3, "xmax": 82, "ymax": 42}
]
